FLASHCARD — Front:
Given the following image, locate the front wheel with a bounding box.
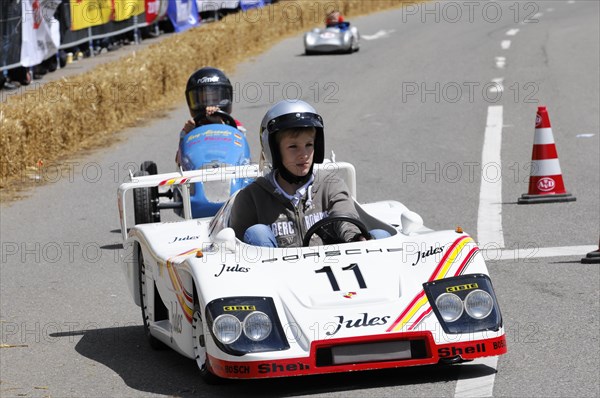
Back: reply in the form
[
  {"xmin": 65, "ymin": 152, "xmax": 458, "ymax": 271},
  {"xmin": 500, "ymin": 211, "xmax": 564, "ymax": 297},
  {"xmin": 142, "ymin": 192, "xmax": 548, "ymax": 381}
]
[
  {"xmin": 137, "ymin": 243, "xmax": 166, "ymax": 350},
  {"xmin": 192, "ymin": 304, "xmax": 225, "ymax": 384}
]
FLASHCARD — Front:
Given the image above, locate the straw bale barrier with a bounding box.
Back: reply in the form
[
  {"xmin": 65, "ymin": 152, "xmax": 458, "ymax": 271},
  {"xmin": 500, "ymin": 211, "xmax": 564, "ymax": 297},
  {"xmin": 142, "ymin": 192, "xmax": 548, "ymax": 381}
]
[{"xmin": 0, "ymin": 0, "xmax": 412, "ymax": 191}]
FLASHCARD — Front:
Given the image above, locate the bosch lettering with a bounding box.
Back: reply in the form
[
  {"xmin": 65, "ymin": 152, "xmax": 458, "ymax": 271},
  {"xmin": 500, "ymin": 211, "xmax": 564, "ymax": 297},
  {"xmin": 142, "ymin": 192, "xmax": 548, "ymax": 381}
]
[{"xmin": 224, "ymin": 365, "xmax": 250, "ymax": 374}]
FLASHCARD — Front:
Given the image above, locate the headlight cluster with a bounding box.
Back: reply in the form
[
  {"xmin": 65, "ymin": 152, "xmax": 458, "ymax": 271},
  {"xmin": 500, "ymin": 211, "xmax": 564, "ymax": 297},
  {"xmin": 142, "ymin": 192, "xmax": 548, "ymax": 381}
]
[
  {"xmin": 206, "ymin": 297, "xmax": 289, "ymax": 356},
  {"xmin": 424, "ymin": 274, "xmax": 502, "ymax": 334},
  {"xmin": 213, "ymin": 311, "xmax": 272, "ymax": 344},
  {"xmin": 435, "ymin": 289, "xmax": 494, "ymax": 322}
]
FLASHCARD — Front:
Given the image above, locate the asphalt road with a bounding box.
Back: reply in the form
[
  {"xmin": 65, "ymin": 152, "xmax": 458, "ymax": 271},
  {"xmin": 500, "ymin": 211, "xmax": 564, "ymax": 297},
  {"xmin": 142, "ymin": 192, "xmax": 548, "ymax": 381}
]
[{"xmin": 1, "ymin": 1, "xmax": 598, "ymax": 397}]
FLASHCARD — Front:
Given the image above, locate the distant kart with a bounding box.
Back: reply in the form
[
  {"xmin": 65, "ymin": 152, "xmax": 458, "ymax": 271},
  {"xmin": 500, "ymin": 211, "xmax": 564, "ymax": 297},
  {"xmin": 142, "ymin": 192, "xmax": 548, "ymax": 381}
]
[
  {"xmin": 304, "ymin": 22, "xmax": 360, "ymax": 55},
  {"xmin": 132, "ymin": 110, "xmax": 253, "ymax": 223}
]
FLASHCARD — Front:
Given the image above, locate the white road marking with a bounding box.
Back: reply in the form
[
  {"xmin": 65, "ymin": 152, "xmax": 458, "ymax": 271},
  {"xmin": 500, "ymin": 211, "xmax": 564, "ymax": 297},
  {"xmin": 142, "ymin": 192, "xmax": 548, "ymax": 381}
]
[
  {"xmin": 501, "ymin": 40, "xmax": 511, "ymax": 50},
  {"xmin": 489, "ymin": 78, "xmax": 504, "ymax": 94},
  {"xmin": 362, "ymin": 30, "xmax": 395, "ymax": 40},
  {"xmin": 454, "ymin": 249, "xmax": 594, "ymax": 398},
  {"xmin": 506, "ymin": 28, "xmax": 519, "ymax": 36},
  {"xmin": 494, "ymin": 56, "xmax": 506, "ymax": 68},
  {"xmin": 547, "ymin": 8, "xmax": 555, "ymax": 12},
  {"xmin": 576, "ymin": 133, "xmax": 595, "ymax": 138},
  {"xmin": 477, "ymin": 106, "xmax": 505, "ymax": 249},
  {"xmin": 521, "ymin": 12, "xmax": 542, "ymax": 24},
  {"xmin": 455, "ymin": 356, "xmax": 499, "ymax": 398},
  {"xmin": 482, "ymin": 245, "xmax": 597, "ymax": 261}
]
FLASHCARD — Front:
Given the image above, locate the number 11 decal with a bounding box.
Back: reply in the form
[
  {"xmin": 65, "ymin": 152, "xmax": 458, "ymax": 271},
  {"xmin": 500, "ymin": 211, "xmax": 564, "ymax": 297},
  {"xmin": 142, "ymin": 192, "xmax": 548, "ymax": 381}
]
[{"xmin": 315, "ymin": 263, "xmax": 367, "ymax": 291}]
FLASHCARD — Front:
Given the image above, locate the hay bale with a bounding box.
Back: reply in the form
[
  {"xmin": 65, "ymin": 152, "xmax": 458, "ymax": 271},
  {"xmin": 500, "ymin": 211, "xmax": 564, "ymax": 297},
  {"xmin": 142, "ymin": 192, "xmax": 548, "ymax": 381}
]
[{"xmin": 0, "ymin": 0, "xmax": 413, "ymax": 190}]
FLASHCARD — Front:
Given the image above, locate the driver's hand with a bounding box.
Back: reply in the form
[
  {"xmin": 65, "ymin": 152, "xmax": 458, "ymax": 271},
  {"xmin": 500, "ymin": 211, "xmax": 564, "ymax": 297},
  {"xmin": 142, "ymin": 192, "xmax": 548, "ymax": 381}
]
[
  {"xmin": 205, "ymin": 106, "xmax": 226, "ymax": 124},
  {"xmin": 350, "ymin": 233, "xmax": 367, "ymax": 242},
  {"xmin": 205, "ymin": 106, "xmax": 220, "ymax": 115},
  {"xmin": 182, "ymin": 118, "xmax": 195, "ymax": 133}
]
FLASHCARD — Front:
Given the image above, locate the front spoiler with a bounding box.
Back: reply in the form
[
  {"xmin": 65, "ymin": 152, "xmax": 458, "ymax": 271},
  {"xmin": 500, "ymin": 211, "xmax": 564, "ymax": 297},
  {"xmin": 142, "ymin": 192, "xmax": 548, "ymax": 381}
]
[{"xmin": 206, "ymin": 332, "xmax": 507, "ymax": 379}]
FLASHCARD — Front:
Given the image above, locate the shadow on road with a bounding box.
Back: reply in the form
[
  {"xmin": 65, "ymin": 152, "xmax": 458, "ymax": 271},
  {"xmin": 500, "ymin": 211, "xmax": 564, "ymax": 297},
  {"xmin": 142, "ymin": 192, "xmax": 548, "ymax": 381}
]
[{"xmin": 50, "ymin": 325, "xmax": 495, "ymax": 397}]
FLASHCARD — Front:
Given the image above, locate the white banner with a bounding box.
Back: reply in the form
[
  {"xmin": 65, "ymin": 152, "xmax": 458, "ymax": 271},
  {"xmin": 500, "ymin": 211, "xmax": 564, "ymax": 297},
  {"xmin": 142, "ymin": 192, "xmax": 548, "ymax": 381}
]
[{"xmin": 20, "ymin": 0, "xmax": 61, "ymax": 67}]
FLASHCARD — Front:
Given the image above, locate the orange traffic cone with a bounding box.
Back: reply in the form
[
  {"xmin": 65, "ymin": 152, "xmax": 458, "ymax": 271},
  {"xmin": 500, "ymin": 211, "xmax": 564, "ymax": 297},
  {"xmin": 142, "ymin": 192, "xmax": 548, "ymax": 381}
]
[
  {"xmin": 518, "ymin": 106, "xmax": 576, "ymax": 204},
  {"xmin": 581, "ymin": 239, "xmax": 600, "ymax": 264}
]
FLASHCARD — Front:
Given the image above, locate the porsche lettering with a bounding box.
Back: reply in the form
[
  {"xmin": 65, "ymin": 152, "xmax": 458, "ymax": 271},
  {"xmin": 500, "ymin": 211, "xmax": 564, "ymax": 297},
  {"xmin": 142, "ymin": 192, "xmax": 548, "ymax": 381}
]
[{"xmin": 260, "ymin": 247, "xmax": 404, "ymax": 263}]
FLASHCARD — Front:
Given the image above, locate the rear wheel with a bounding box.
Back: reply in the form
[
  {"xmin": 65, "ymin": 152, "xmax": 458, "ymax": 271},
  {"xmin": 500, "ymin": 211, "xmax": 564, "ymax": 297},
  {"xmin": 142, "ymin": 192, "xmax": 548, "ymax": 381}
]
[
  {"xmin": 133, "ymin": 170, "xmax": 161, "ymax": 224},
  {"xmin": 140, "ymin": 160, "xmax": 158, "ymax": 175},
  {"xmin": 137, "ymin": 243, "xmax": 166, "ymax": 350}
]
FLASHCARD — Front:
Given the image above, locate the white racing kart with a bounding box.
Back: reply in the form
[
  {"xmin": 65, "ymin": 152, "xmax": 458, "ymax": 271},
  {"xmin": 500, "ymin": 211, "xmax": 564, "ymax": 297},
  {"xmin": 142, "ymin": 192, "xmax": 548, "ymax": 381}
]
[
  {"xmin": 304, "ymin": 22, "xmax": 360, "ymax": 55},
  {"xmin": 117, "ymin": 160, "xmax": 507, "ymax": 382}
]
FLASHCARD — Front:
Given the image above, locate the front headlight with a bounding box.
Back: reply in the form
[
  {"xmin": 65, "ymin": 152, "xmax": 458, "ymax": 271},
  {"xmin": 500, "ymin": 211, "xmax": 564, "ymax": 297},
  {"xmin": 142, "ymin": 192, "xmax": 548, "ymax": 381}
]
[
  {"xmin": 206, "ymin": 297, "xmax": 289, "ymax": 356},
  {"xmin": 464, "ymin": 289, "xmax": 494, "ymax": 319},
  {"xmin": 435, "ymin": 293, "xmax": 463, "ymax": 322},
  {"xmin": 213, "ymin": 314, "xmax": 242, "ymax": 344},
  {"xmin": 424, "ymin": 274, "xmax": 502, "ymax": 334},
  {"xmin": 243, "ymin": 311, "xmax": 272, "ymax": 341}
]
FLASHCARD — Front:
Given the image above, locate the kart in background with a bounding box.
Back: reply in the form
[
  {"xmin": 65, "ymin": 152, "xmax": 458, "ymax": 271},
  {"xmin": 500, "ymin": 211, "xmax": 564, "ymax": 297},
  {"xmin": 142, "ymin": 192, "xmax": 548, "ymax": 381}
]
[
  {"xmin": 132, "ymin": 110, "xmax": 253, "ymax": 223},
  {"xmin": 117, "ymin": 159, "xmax": 507, "ymax": 383},
  {"xmin": 304, "ymin": 22, "xmax": 360, "ymax": 55}
]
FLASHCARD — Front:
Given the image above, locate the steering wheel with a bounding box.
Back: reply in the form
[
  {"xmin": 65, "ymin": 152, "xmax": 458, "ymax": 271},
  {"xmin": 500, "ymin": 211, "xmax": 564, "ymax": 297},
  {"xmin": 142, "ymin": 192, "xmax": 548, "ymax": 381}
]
[
  {"xmin": 302, "ymin": 216, "xmax": 371, "ymax": 247},
  {"xmin": 194, "ymin": 109, "xmax": 238, "ymax": 129}
]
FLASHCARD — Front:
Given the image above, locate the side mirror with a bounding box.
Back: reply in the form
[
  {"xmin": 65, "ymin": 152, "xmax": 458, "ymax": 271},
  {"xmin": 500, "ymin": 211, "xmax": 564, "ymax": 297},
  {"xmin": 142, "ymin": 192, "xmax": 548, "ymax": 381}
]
[{"xmin": 401, "ymin": 211, "xmax": 424, "ymax": 236}]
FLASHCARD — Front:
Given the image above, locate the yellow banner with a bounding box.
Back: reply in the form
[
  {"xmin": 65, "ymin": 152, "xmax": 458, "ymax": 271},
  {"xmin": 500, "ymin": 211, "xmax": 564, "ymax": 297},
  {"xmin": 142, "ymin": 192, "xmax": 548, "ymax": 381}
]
[
  {"xmin": 70, "ymin": 0, "xmax": 113, "ymax": 31},
  {"xmin": 113, "ymin": 0, "xmax": 144, "ymax": 22}
]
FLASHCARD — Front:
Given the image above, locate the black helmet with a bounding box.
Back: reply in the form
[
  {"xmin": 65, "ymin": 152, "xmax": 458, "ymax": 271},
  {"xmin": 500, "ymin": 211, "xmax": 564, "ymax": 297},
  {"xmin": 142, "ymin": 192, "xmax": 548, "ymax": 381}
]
[
  {"xmin": 260, "ymin": 100, "xmax": 324, "ymax": 182},
  {"xmin": 185, "ymin": 67, "xmax": 233, "ymax": 119}
]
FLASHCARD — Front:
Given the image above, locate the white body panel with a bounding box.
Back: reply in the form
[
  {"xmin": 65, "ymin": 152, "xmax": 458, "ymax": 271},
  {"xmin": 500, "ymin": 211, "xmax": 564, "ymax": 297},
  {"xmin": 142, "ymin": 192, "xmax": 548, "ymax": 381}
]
[{"xmin": 118, "ymin": 162, "xmax": 507, "ymax": 379}]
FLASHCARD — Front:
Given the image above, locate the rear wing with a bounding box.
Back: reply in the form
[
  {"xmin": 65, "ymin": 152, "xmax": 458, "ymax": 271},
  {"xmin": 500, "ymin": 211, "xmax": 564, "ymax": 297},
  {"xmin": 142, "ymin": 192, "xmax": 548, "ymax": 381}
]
[
  {"xmin": 117, "ymin": 161, "xmax": 356, "ymax": 242},
  {"xmin": 117, "ymin": 165, "xmax": 261, "ymax": 242}
]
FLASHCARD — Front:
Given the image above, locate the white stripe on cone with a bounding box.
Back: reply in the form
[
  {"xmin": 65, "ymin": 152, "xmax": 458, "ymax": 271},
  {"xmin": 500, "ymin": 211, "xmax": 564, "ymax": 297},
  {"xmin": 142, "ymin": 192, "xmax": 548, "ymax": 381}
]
[
  {"xmin": 530, "ymin": 159, "xmax": 563, "ymax": 176},
  {"xmin": 533, "ymin": 127, "xmax": 556, "ymax": 144}
]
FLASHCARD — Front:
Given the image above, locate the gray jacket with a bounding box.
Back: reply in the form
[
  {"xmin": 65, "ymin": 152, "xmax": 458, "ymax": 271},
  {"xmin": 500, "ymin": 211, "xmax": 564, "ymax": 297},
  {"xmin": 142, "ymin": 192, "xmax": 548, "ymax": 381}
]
[{"xmin": 230, "ymin": 170, "xmax": 361, "ymax": 247}]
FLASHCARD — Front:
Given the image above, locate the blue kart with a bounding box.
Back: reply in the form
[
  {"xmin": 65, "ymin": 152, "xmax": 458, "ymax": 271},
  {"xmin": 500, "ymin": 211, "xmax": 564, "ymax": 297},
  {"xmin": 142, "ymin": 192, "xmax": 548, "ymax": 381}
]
[{"xmin": 132, "ymin": 111, "xmax": 253, "ymax": 223}]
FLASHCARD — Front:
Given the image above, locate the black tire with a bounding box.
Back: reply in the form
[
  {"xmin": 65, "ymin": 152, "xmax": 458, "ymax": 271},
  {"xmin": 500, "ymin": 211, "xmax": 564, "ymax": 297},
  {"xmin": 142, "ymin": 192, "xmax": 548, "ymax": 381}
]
[
  {"xmin": 140, "ymin": 160, "xmax": 158, "ymax": 175},
  {"xmin": 136, "ymin": 243, "xmax": 167, "ymax": 350},
  {"xmin": 133, "ymin": 170, "xmax": 160, "ymax": 224},
  {"xmin": 192, "ymin": 301, "xmax": 226, "ymax": 384},
  {"xmin": 200, "ymin": 357, "xmax": 226, "ymax": 385}
]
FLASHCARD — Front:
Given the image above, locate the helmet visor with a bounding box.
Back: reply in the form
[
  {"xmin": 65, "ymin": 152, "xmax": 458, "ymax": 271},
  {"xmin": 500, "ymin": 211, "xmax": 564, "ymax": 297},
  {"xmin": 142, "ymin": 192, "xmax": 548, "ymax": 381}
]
[
  {"xmin": 187, "ymin": 85, "xmax": 233, "ymax": 111},
  {"xmin": 267, "ymin": 112, "xmax": 323, "ymax": 135}
]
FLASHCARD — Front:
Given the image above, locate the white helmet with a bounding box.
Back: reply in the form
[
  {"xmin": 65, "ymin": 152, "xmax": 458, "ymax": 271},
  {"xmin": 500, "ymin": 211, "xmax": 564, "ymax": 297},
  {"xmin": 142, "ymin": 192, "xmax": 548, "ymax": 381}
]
[{"xmin": 260, "ymin": 100, "xmax": 325, "ymax": 170}]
